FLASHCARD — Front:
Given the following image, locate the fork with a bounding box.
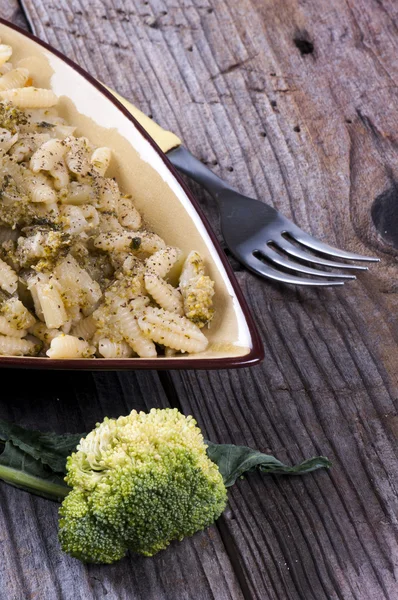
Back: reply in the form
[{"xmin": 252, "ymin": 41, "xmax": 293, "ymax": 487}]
[
  {"xmin": 108, "ymin": 89, "xmax": 379, "ymax": 286},
  {"xmin": 167, "ymin": 146, "xmax": 379, "ymax": 286}
]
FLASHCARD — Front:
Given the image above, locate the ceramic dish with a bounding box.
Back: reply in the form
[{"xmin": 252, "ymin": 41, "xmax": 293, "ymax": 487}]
[{"xmin": 0, "ymin": 18, "xmax": 263, "ymax": 370}]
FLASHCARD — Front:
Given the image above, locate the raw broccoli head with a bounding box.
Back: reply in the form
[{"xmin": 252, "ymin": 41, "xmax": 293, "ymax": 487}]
[{"xmin": 59, "ymin": 408, "xmax": 228, "ymax": 563}]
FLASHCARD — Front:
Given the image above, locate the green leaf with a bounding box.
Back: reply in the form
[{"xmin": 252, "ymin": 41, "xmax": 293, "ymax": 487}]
[
  {"xmin": 0, "ymin": 420, "xmax": 331, "ymax": 502},
  {"xmin": 205, "ymin": 440, "xmax": 332, "ymax": 487},
  {"xmin": 0, "ymin": 441, "xmax": 70, "ymax": 502},
  {"xmin": 0, "ymin": 418, "xmax": 82, "ymax": 473}
]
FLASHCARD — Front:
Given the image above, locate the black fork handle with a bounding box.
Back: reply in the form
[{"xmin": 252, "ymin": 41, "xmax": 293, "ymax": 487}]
[{"xmin": 167, "ymin": 146, "xmax": 234, "ymax": 199}]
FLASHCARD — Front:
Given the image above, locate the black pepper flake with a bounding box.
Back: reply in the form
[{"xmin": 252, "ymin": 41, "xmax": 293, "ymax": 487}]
[{"xmin": 131, "ymin": 237, "xmax": 141, "ymax": 250}]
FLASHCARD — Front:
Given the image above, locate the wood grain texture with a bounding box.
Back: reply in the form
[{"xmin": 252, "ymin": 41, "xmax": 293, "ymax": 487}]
[{"xmin": 5, "ymin": 0, "xmax": 398, "ymax": 598}]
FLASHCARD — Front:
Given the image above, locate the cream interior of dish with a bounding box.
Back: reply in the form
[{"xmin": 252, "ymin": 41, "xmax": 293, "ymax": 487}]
[{"xmin": 0, "ymin": 25, "xmax": 252, "ymax": 359}]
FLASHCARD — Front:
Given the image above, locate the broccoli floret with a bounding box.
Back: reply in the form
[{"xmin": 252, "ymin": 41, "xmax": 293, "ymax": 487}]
[
  {"xmin": 59, "ymin": 489, "xmax": 127, "ymax": 564},
  {"xmin": 58, "ymin": 408, "xmax": 227, "ymax": 563}
]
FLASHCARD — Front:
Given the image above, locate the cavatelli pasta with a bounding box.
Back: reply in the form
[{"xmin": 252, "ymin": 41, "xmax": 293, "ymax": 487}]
[
  {"xmin": 115, "ymin": 303, "xmax": 157, "ymax": 358},
  {"xmin": 29, "ymin": 322, "xmax": 61, "ymax": 346},
  {"xmin": 50, "ymin": 158, "xmax": 69, "ymax": 190},
  {"xmin": 144, "ymin": 272, "xmax": 183, "ymax": 314},
  {"xmin": 1, "ymin": 298, "xmax": 36, "ymax": 330},
  {"xmin": 10, "ymin": 132, "xmax": 51, "ymax": 162},
  {"xmin": 36, "ymin": 280, "xmax": 68, "ymax": 329},
  {"xmin": 91, "ymin": 147, "xmax": 112, "ymax": 176},
  {"xmin": 117, "ymin": 196, "xmax": 141, "ymax": 230},
  {"xmin": 145, "ymin": 246, "xmax": 180, "ymax": 278},
  {"xmin": 64, "ymin": 136, "xmax": 92, "ymax": 176},
  {"xmin": 0, "ymin": 45, "xmax": 12, "ymax": 67},
  {"xmin": 0, "ymin": 87, "xmax": 58, "ymax": 108},
  {"xmin": 0, "ymin": 62, "xmax": 13, "ymax": 75},
  {"xmin": 0, "ymin": 258, "xmax": 17, "ymax": 294},
  {"xmin": 71, "ymin": 315, "xmax": 97, "ymax": 341},
  {"xmin": 96, "ymin": 177, "xmax": 120, "ymax": 212},
  {"xmin": 138, "ymin": 232, "xmax": 166, "ymax": 254},
  {"xmin": 0, "ymin": 315, "xmax": 27, "ymax": 338},
  {"xmin": 0, "ymin": 335, "xmax": 38, "ymax": 356},
  {"xmin": 0, "ymin": 67, "xmax": 29, "ymax": 91},
  {"xmin": 0, "ymin": 40, "xmax": 217, "ymax": 359},
  {"xmin": 46, "ymin": 334, "xmax": 95, "ymax": 358},
  {"xmin": 26, "ymin": 171, "xmax": 58, "ymax": 203},
  {"xmin": 54, "ymin": 254, "xmax": 102, "ymax": 311},
  {"xmin": 138, "ymin": 307, "xmax": 208, "ymax": 353},
  {"xmin": 30, "ymin": 138, "xmax": 66, "ymax": 172},
  {"xmin": 93, "ymin": 231, "xmax": 136, "ymax": 252},
  {"xmin": 0, "ymin": 128, "xmax": 18, "ymax": 151},
  {"xmin": 61, "ymin": 182, "xmax": 94, "ymax": 205},
  {"xmin": 98, "ymin": 338, "xmax": 134, "ymax": 358}
]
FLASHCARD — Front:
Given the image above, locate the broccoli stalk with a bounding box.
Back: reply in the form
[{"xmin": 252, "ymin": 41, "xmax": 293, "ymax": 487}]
[{"xmin": 0, "ymin": 461, "xmax": 69, "ymax": 500}]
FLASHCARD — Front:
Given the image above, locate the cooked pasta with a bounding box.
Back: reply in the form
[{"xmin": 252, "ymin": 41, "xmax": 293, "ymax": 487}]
[
  {"xmin": 0, "ymin": 68, "xmax": 29, "ymax": 91},
  {"xmin": 1, "ymin": 298, "xmax": 36, "ymax": 330},
  {"xmin": 138, "ymin": 307, "xmax": 208, "ymax": 353},
  {"xmin": 29, "ymin": 322, "xmax": 61, "ymax": 346},
  {"xmin": 0, "ymin": 335, "xmax": 37, "ymax": 356},
  {"xmin": 115, "ymin": 304, "xmax": 157, "ymax": 358},
  {"xmin": 98, "ymin": 338, "xmax": 134, "ymax": 358},
  {"xmin": 46, "ymin": 334, "xmax": 95, "ymax": 358},
  {"xmin": 0, "ymin": 315, "xmax": 26, "ymax": 338},
  {"xmin": 0, "ymin": 258, "xmax": 17, "ymax": 294},
  {"xmin": 117, "ymin": 196, "xmax": 141, "ymax": 230},
  {"xmin": 0, "ymin": 40, "xmax": 216, "ymax": 358},
  {"xmin": 0, "ymin": 45, "xmax": 12, "ymax": 67},
  {"xmin": 144, "ymin": 272, "xmax": 183, "ymax": 314},
  {"xmin": 30, "ymin": 138, "xmax": 66, "ymax": 172},
  {"xmin": 0, "ymin": 87, "xmax": 58, "ymax": 108},
  {"xmin": 70, "ymin": 315, "xmax": 97, "ymax": 341},
  {"xmin": 0, "ymin": 128, "xmax": 18, "ymax": 151},
  {"xmin": 35, "ymin": 280, "xmax": 68, "ymax": 329},
  {"xmin": 145, "ymin": 246, "xmax": 180, "ymax": 278},
  {"xmin": 91, "ymin": 147, "xmax": 112, "ymax": 176}
]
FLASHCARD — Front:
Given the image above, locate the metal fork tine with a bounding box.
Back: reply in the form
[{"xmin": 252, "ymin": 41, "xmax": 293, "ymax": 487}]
[
  {"xmin": 289, "ymin": 229, "xmax": 380, "ymax": 262},
  {"xmin": 246, "ymin": 254, "xmax": 346, "ymax": 287},
  {"xmin": 258, "ymin": 248, "xmax": 356, "ymax": 279},
  {"xmin": 275, "ymin": 237, "xmax": 369, "ymax": 271}
]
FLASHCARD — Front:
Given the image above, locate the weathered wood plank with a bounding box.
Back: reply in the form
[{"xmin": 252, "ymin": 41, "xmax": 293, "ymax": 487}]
[
  {"xmin": 9, "ymin": 0, "xmax": 398, "ymax": 599},
  {"xmin": 171, "ymin": 274, "xmax": 398, "ymax": 599},
  {"xmin": 1, "ymin": 0, "xmax": 28, "ymax": 30}
]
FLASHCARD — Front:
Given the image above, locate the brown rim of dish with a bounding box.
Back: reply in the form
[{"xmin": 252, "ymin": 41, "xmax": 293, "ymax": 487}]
[{"xmin": 0, "ymin": 17, "xmax": 264, "ymax": 370}]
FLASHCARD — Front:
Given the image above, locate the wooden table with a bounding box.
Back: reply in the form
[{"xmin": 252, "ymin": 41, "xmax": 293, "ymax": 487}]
[{"xmin": 0, "ymin": 1, "xmax": 397, "ymax": 598}]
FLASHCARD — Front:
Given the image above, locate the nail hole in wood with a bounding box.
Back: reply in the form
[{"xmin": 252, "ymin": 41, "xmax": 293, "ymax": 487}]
[
  {"xmin": 227, "ymin": 167, "xmax": 234, "ymax": 172},
  {"xmin": 188, "ymin": 46, "xmax": 194, "ymax": 52},
  {"xmin": 293, "ymin": 37, "xmax": 314, "ymax": 55},
  {"xmin": 271, "ymin": 100, "xmax": 277, "ymax": 108},
  {"xmin": 293, "ymin": 126, "xmax": 301, "ymax": 132}
]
